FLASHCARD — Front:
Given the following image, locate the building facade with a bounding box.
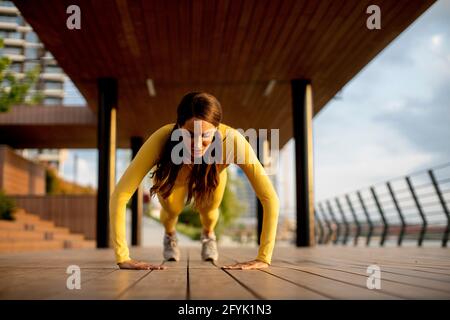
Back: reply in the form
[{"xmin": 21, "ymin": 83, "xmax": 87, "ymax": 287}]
[{"xmin": 0, "ymin": 0, "xmax": 82, "ymax": 174}]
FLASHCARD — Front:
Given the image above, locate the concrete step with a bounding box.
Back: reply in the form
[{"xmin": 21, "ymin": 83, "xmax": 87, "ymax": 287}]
[
  {"xmin": 0, "ymin": 240, "xmax": 66, "ymax": 253},
  {"xmin": 0, "ymin": 229, "xmax": 46, "ymax": 241},
  {"xmin": 13, "ymin": 212, "xmax": 56, "ymax": 228},
  {"xmin": 64, "ymin": 239, "xmax": 96, "ymax": 249},
  {"xmin": 0, "ymin": 229, "xmax": 87, "ymax": 242},
  {"xmin": 0, "ymin": 238, "xmax": 96, "ymax": 252},
  {"xmin": 0, "ymin": 220, "xmax": 27, "ymax": 230},
  {"xmin": 0, "ymin": 220, "xmax": 71, "ymax": 234},
  {"xmin": 50, "ymin": 232, "xmax": 86, "ymax": 241},
  {"xmin": 28, "ymin": 224, "xmax": 71, "ymax": 235},
  {"xmin": 0, "ymin": 207, "xmax": 95, "ymax": 253}
]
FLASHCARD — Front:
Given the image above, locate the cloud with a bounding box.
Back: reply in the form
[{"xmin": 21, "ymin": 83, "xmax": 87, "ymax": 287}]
[
  {"xmin": 308, "ymin": 0, "xmax": 450, "ymax": 202},
  {"xmin": 76, "ymin": 157, "xmax": 95, "ymax": 187},
  {"xmin": 372, "ymin": 82, "xmax": 450, "ymax": 164}
]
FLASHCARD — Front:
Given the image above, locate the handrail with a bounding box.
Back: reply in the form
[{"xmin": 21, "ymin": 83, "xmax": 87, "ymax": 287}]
[{"xmin": 315, "ymin": 162, "xmax": 450, "ymax": 247}]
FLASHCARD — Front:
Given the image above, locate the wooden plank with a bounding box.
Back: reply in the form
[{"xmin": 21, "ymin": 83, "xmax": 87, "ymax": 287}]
[
  {"xmin": 220, "ymin": 251, "xmax": 398, "ymax": 299},
  {"xmin": 317, "ymin": 264, "xmax": 450, "ymax": 293},
  {"xmin": 223, "ymin": 246, "xmax": 450, "ymax": 283},
  {"xmin": 272, "ymin": 246, "xmax": 450, "ymax": 268},
  {"xmin": 118, "ymin": 247, "xmax": 188, "ymax": 300},
  {"xmin": 49, "ymin": 247, "xmax": 166, "ymax": 299},
  {"xmin": 218, "ymin": 252, "xmax": 328, "ymax": 299},
  {"xmin": 1, "ymin": 246, "xmax": 449, "ymax": 299},
  {"xmin": 188, "ymin": 247, "xmax": 256, "ymax": 300},
  {"xmin": 264, "ymin": 247, "xmax": 450, "ymax": 293},
  {"xmin": 50, "ymin": 269, "xmax": 149, "ymax": 299},
  {"xmin": 11, "ymin": 0, "xmax": 437, "ymax": 149},
  {"xmin": 0, "ymin": 268, "xmax": 115, "ymax": 299},
  {"xmin": 275, "ymin": 253, "xmax": 450, "ymax": 282},
  {"xmin": 283, "ymin": 263, "xmax": 449, "ymax": 299}
]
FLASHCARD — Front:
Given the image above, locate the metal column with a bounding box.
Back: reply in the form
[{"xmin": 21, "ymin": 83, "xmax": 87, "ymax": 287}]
[
  {"xmin": 291, "ymin": 79, "xmax": 315, "ymax": 246},
  {"xmin": 130, "ymin": 136, "xmax": 144, "ymax": 246},
  {"xmin": 256, "ymin": 135, "xmax": 264, "ymax": 245},
  {"xmin": 96, "ymin": 78, "xmax": 117, "ymax": 248}
]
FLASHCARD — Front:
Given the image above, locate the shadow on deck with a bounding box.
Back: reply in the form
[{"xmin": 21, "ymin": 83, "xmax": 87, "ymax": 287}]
[{"xmin": 0, "ymin": 246, "xmax": 449, "ymax": 299}]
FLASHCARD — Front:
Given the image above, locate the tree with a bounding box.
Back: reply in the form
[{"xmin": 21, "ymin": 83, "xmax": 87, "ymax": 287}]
[
  {"xmin": 177, "ymin": 167, "xmax": 247, "ymax": 240},
  {"xmin": 0, "ymin": 37, "xmax": 43, "ymax": 113}
]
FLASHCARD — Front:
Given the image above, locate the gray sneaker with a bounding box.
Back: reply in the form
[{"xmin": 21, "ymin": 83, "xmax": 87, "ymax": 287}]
[
  {"xmin": 201, "ymin": 233, "xmax": 219, "ymax": 261},
  {"xmin": 163, "ymin": 232, "xmax": 180, "ymax": 261}
]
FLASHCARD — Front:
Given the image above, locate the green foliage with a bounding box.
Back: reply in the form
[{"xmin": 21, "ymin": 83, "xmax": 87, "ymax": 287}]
[
  {"xmin": 45, "ymin": 167, "xmax": 96, "ymax": 195},
  {"xmin": 177, "ymin": 168, "xmax": 247, "ymax": 240},
  {"xmin": 0, "ymin": 189, "xmax": 16, "ymax": 220},
  {"xmin": 175, "ymin": 222, "xmax": 202, "ymax": 240},
  {"xmin": 45, "ymin": 168, "xmax": 57, "ymax": 194},
  {"xmin": 216, "ymin": 172, "xmax": 247, "ymax": 236},
  {"xmin": 0, "ymin": 37, "xmax": 44, "ymax": 113}
]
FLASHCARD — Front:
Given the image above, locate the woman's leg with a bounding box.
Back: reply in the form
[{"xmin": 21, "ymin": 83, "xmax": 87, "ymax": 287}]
[
  {"xmin": 157, "ymin": 183, "xmax": 188, "ymax": 261},
  {"xmin": 157, "ymin": 183, "xmax": 188, "ymax": 234},
  {"xmin": 197, "ymin": 168, "xmax": 228, "ymax": 234}
]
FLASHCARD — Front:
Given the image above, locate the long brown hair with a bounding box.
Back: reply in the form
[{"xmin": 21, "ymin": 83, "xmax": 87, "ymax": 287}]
[{"xmin": 149, "ymin": 92, "xmax": 223, "ymax": 211}]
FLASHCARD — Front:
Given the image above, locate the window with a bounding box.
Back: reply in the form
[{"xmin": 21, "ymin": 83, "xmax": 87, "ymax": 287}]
[
  {"xmin": 44, "ymin": 97, "xmax": 62, "ymax": 106},
  {"xmin": 0, "ymin": 15, "xmax": 17, "ymax": 23},
  {"xmin": 3, "ymin": 46, "xmax": 21, "ymax": 55},
  {"xmin": 25, "ymin": 47, "xmax": 38, "ymax": 59},
  {"xmin": 25, "ymin": 32, "xmax": 38, "ymax": 43},
  {"xmin": 8, "ymin": 62, "xmax": 21, "ymax": 72},
  {"xmin": 24, "ymin": 61, "xmax": 39, "ymax": 72},
  {"xmin": 0, "ymin": 1, "xmax": 16, "ymax": 7},
  {"xmin": 45, "ymin": 65, "xmax": 62, "ymax": 73},
  {"xmin": 45, "ymin": 82, "xmax": 63, "ymax": 90}
]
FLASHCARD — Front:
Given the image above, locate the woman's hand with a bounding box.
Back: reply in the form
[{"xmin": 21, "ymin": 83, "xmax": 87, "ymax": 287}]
[
  {"xmin": 117, "ymin": 259, "xmax": 167, "ymax": 270},
  {"xmin": 221, "ymin": 259, "xmax": 269, "ymax": 270}
]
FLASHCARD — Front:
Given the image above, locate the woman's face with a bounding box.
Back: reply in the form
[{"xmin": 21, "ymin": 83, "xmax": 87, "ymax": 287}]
[{"xmin": 181, "ymin": 117, "xmax": 217, "ymax": 160}]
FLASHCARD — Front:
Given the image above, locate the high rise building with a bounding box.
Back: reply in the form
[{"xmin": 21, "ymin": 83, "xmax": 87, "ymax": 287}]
[
  {"xmin": 0, "ymin": 0, "xmax": 65, "ymax": 105},
  {"xmin": 0, "ymin": 0, "xmax": 84, "ymax": 176}
]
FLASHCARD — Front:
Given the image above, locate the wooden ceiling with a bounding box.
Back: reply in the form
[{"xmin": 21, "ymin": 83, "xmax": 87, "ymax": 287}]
[{"xmin": 13, "ymin": 0, "xmax": 435, "ymax": 148}]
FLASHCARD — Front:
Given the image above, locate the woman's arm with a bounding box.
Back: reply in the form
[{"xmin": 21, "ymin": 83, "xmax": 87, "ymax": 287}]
[
  {"xmin": 109, "ymin": 123, "xmax": 174, "ymax": 264},
  {"xmin": 226, "ymin": 129, "xmax": 280, "ymax": 266}
]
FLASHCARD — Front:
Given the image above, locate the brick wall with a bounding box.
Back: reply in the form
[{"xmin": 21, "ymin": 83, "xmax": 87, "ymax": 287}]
[{"xmin": 0, "ymin": 145, "xmax": 45, "ymax": 195}]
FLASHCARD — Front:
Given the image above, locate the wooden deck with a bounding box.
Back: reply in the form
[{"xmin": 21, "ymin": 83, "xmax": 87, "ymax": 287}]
[{"xmin": 0, "ymin": 246, "xmax": 449, "ymax": 299}]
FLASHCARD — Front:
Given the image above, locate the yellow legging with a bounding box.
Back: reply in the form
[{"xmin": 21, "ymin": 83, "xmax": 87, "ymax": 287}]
[{"xmin": 156, "ymin": 165, "xmax": 227, "ymax": 234}]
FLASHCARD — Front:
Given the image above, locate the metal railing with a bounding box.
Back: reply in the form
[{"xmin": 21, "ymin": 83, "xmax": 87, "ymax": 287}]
[{"xmin": 314, "ymin": 162, "xmax": 450, "ymax": 247}]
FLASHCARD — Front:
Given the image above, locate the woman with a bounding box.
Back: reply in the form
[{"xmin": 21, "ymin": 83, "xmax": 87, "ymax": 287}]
[{"xmin": 109, "ymin": 92, "xmax": 279, "ymax": 270}]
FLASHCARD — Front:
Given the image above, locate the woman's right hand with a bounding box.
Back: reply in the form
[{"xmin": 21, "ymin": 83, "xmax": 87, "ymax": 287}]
[{"xmin": 117, "ymin": 259, "xmax": 167, "ymax": 270}]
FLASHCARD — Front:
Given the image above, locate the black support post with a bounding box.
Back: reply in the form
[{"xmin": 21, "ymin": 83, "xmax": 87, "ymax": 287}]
[
  {"xmin": 406, "ymin": 176, "xmax": 427, "ymax": 246},
  {"xmin": 131, "ymin": 136, "xmax": 144, "ymax": 246},
  {"xmin": 256, "ymin": 135, "xmax": 263, "ymax": 245},
  {"xmin": 428, "ymin": 170, "xmax": 450, "ymax": 247},
  {"xmin": 291, "ymin": 79, "xmax": 315, "ymax": 246},
  {"xmin": 96, "ymin": 78, "xmax": 118, "ymax": 248},
  {"xmin": 370, "ymin": 187, "xmax": 389, "ymax": 246}
]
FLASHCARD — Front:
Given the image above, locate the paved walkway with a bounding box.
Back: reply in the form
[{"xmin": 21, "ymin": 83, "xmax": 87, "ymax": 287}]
[{"xmin": 125, "ymin": 209, "xmax": 196, "ymax": 246}]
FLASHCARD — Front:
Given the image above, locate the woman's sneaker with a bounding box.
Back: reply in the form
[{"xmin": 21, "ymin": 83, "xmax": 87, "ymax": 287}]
[
  {"xmin": 200, "ymin": 232, "xmax": 219, "ymax": 261},
  {"xmin": 163, "ymin": 232, "xmax": 180, "ymax": 261}
]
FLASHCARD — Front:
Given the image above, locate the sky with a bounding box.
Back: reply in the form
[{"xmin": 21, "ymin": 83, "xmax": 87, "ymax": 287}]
[
  {"xmin": 278, "ymin": 0, "xmax": 450, "ymax": 212},
  {"xmin": 61, "ymin": 0, "xmax": 450, "ymax": 214}
]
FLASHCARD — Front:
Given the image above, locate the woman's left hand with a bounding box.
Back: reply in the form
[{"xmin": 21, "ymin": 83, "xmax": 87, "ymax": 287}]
[{"xmin": 221, "ymin": 259, "xmax": 269, "ymax": 270}]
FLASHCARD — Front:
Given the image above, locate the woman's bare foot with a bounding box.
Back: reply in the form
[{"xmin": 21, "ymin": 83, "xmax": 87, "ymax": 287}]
[{"xmin": 118, "ymin": 259, "xmax": 167, "ymax": 270}]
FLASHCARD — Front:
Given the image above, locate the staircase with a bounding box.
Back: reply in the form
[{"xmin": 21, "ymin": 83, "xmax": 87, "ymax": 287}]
[{"xmin": 0, "ymin": 208, "xmax": 96, "ymax": 253}]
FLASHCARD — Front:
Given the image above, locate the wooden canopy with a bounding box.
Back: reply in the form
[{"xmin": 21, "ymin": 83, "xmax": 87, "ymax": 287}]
[{"xmin": 12, "ymin": 0, "xmax": 435, "ymax": 148}]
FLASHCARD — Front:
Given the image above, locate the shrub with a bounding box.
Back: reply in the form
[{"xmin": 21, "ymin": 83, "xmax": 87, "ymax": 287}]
[
  {"xmin": 0, "ymin": 189, "xmax": 16, "ymax": 220},
  {"xmin": 45, "ymin": 167, "xmax": 95, "ymax": 195},
  {"xmin": 176, "ymin": 168, "xmax": 247, "ymax": 240}
]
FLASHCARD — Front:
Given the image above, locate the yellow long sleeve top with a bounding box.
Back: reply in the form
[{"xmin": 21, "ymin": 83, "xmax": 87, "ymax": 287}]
[{"xmin": 109, "ymin": 122, "xmax": 280, "ymax": 265}]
